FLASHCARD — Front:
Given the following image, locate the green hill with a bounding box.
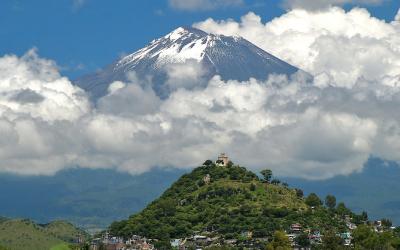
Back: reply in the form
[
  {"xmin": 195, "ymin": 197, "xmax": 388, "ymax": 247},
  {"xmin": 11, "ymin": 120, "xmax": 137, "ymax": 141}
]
[
  {"xmin": 109, "ymin": 161, "xmax": 352, "ymax": 240},
  {"xmin": 0, "ymin": 219, "xmax": 88, "ymax": 250},
  {"xmin": 43, "ymin": 220, "xmax": 89, "ymax": 243}
]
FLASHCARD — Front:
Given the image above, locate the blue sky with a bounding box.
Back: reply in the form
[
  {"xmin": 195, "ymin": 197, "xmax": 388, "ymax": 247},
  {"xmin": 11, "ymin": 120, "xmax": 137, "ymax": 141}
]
[
  {"xmin": 0, "ymin": 0, "xmax": 399, "ymax": 78},
  {"xmin": 1, "ymin": 0, "xmax": 400, "ymax": 178}
]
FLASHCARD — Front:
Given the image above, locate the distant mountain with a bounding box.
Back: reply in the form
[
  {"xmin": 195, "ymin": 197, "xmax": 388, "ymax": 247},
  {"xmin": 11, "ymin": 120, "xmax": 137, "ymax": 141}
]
[
  {"xmin": 0, "ymin": 168, "xmax": 184, "ymax": 232},
  {"xmin": 284, "ymin": 158, "xmax": 400, "ymax": 225},
  {"xmin": 0, "ymin": 219, "xmax": 88, "ymax": 250},
  {"xmin": 75, "ymin": 27, "xmax": 301, "ymax": 100}
]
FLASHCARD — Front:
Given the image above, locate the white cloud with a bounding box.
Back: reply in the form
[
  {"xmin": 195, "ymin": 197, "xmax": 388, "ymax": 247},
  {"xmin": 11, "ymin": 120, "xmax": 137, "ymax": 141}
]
[
  {"xmin": 194, "ymin": 7, "xmax": 400, "ymax": 88},
  {"xmin": 395, "ymin": 9, "xmax": 400, "ymax": 22},
  {"xmin": 72, "ymin": 0, "xmax": 86, "ymax": 9},
  {"xmin": 282, "ymin": 0, "xmax": 384, "ymax": 10},
  {"xmin": 0, "ymin": 49, "xmax": 89, "ymax": 122},
  {"xmin": 165, "ymin": 60, "xmax": 208, "ymax": 91},
  {"xmin": 2, "ymin": 7, "xmax": 400, "ymax": 180},
  {"xmin": 168, "ymin": 0, "xmax": 243, "ymax": 11}
]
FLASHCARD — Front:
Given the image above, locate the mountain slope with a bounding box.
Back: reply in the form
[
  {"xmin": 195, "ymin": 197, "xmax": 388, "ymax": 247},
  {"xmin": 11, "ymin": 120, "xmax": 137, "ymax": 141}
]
[
  {"xmin": 0, "ymin": 168, "xmax": 184, "ymax": 231},
  {"xmin": 0, "ymin": 219, "xmax": 87, "ymax": 250},
  {"xmin": 75, "ymin": 27, "xmax": 301, "ymax": 100},
  {"xmin": 284, "ymin": 157, "xmax": 400, "ymax": 225},
  {"xmin": 110, "ymin": 161, "xmax": 350, "ymax": 241}
]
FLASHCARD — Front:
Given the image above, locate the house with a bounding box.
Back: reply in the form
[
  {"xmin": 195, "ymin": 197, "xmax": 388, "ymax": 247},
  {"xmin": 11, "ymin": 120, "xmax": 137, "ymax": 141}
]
[
  {"xmin": 309, "ymin": 231, "xmax": 322, "ymax": 245},
  {"xmin": 125, "ymin": 235, "xmax": 155, "ymax": 250},
  {"xmin": 224, "ymin": 239, "xmax": 237, "ymax": 245},
  {"xmin": 203, "ymin": 174, "xmax": 211, "ymax": 184},
  {"xmin": 216, "ymin": 153, "xmax": 229, "ymax": 166},
  {"xmin": 340, "ymin": 232, "xmax": 352, "ymax": 246},
  {"xmin": 374, "ymin": 221, "xmax": 383, "ymax": 232},
  {"xmin": 290, "ymin": 223, "xmax": 302, "ymax": 234},
  {"xmin": 346, "ymin": 221, "xmax": 357, "ymax": 230},
  {"xmin": 171, "ymin": 239, "xmax": 183, "ymax": 248},
  {"xmin": 286, "ymin": 233, "xmax": 297, "ymax": 246},
  {"xmin": 105, "ymin": 243, "xmax": 125, "ymax": 250}
]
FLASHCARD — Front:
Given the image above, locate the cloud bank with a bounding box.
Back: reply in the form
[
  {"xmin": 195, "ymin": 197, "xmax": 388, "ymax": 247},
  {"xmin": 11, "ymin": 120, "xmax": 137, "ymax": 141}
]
[
  {"xmin": 168, "ymin": 0, "xmax": 243, "ymax": 11},
  {"xmin": 1, "ymin": 6, "xmax": 400, "ymax": 179},
  {"xmin": 194, "ymin": 7, "xmax": 400, "ymax": 87},
  {"xmin": 282, "ymin": 0, "xmax": 385, "ymax": 10}
]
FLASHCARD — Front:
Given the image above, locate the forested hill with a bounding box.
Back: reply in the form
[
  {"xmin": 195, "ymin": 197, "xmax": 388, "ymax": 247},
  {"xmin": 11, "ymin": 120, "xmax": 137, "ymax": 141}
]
[
  {"xmin": 109, "ymin": 160, "xmax": 373, "ymax": 246},
  {"xmin": 0, "ymin": 218, "xmax": 89, "ymax": 250}
]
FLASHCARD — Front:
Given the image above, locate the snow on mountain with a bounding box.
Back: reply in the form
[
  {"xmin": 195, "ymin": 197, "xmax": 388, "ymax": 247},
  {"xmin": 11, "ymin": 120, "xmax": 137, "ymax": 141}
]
[{"xmin": 75, "ymin": 27, "xmax": 302, "ymax": 100}]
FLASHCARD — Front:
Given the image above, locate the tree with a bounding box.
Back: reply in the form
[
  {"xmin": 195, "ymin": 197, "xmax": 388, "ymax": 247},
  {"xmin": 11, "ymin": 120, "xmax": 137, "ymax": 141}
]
[
  {"xmin": 260, "ymin": 169, "xmax": 273, "ymax": 183},
  {"xmin": 321, "ymin": 231, "xmax": 343, "ymax": 250},
  {"xmin": 266, "ymin": 231, "xmax": 291, "ymax": 250},
  {"xmin": 352, "ymin": 224, "xmax": 393, "ymax": 249},
  {"xmin": 250, "ymin": 183, "xmax": 256, "ymax": 191},
  {"xmin": 336, "ymin": 202, "xmax": 351, "ymax": 217},
  {"xmin": 295, "ymin": 233, "xmax": 310, "ymax": 248},
  {"xmin": 381, "ymin": 218, "xmax": 393, "ymax": 229},
  {"xmin": 305, "ymin": 193, "xmax": 322, "ymax": 207},
  {"xmin": 325, "ymin": 195, "xmax": 336, "ymax": 210},
  {"xmin": 271, "ymin": 179, "xmax": 281, "ymax": 185},
  {"xmin": 154, "ymin": 239, "xmax": 173, "ymax": 250},
  {"xmin": 203, "ymin": 160, "xmax": 213, "ymax": 166},
  {"xmin": 361, "ymin": 211, "xmax": 368, "ymax": 221},
  {"xmin": 157, "ymin": 199, "xmax": 177, "ymax": 216},
  {"xmin": 295, "ymin": 189, "xmax": 304, "ymax": 198}
]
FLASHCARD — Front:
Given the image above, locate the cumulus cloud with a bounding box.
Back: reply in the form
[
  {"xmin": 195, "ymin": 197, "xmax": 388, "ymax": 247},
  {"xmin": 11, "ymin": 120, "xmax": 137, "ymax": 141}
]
[
  {"xmin": 194, "ymin": 7, "xmax": 400, "ymax": 88},
  {"xmin": 395, "ymin": 9, "xmax": 400, "ymax": 22},
  {"xmin": 164, "ymin": 60, "xmax": 208, "ymax": 91},
  {"xmin": 2, "ymin": 7, "xmax": 400, "ymax": 179},
  {"xmin": 282, "ymin": 0, "xmax": 384, "ymax": 10},
  {"xmin": 168, "ymin": 0, "xmax": 244, "ymax": 11}
]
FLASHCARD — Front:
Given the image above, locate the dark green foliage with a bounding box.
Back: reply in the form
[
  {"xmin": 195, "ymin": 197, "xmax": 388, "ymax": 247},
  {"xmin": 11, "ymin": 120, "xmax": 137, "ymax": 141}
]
[
  {"xmin": 109, "ymin": 163, "xmax": 353, "ymax": 241},
  {"xmin": 271, "ymin": 179, "xmax": 281, "ymax": 185},
  {"xmin": 266, "ymin": 231, "xmax": 291, "ymax": 250},
  {"xmin": 336, "ymin": 202, "xmax": 351, "ymax": 217},
  {"xmin": 305, "ymin": 193, "xmax": 322, "ymax": 207},
  {"xmin": 295, "ymin": 189, "xmax": 303, "ymax": 198},
  {"xmin": 320, "ymin": 231, "xmax": 343, "ymax": 250},
  {"xmin": 154, "ymin": 239, "xmax": 173, "ymax": 250},
  {"xmin": 325, "ymin": 195, "xmax": 337, "ymax": 210},
  {"xmin": 352, "ymin": 224, "xmax": 400, "ymax": 249},
  {"xmin": 381, "ymin": 218, "xmax": 393, "ymax": 229},
  {"xmin": 260, "ymin": 169, "xmax": 272, "ymax": 183},
  {"xmin": 295, "ymin": 233, "xmax": 310, "ymax": 247},
  {"xmin": 203, "ymin": 160, "xmax": 213, "ymax": 166}
]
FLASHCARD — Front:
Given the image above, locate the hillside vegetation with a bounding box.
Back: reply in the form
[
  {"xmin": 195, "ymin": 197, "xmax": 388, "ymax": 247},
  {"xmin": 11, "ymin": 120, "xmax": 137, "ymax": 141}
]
[
  {"xmin": 0, "ymin": 219, "xmax": 88, "ymax": 250},
  {"xmin": 110, "ymin": 161, "xmax": 349, "ymax": 240}
]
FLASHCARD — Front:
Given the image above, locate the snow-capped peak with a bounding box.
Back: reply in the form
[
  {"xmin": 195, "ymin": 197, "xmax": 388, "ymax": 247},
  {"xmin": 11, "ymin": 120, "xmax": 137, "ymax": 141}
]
[
  {"xmin": 164, "ymin": 27, "xmax": 206, "ymax": 41},
  {"xmin": 115, "ymin": 27, "xmax": 216, "ymax": 69},
  {"xmin": 75, "ymin": 26, "xmax": 301, "ymax": 100}
]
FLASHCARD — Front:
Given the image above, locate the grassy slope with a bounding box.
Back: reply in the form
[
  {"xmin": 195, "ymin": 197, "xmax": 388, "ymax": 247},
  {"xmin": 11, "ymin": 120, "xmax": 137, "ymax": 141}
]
[
  {"xmin": 0, "ymin": 219, "xmax": 86, "ymax": 250},
  {"xmin": 112, "ymin": 163, "xmax": 347, "ymax": 239},
  {"xmin": 43, "ymin": 220, "xmax": 89, "ymax": 243},
  {"xmin": 0, "ymin": 219, "xmax": 63, "ymax": 250},
  {"xmin": 49, "ymin": 243, "xmax": 72, "ymax": 250}
]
